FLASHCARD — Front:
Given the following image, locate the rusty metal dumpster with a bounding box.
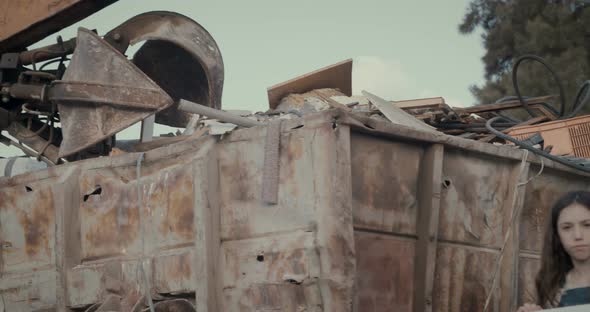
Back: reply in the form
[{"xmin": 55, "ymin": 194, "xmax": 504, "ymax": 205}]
[{"xmin": 1, "ymin": 109, "xmax": 589, "ymax": 311}]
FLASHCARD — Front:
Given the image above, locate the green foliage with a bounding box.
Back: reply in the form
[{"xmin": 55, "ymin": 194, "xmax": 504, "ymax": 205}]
[{"xmin": 461, "ymin": 0, "xmax": 590, "ymax": 114}]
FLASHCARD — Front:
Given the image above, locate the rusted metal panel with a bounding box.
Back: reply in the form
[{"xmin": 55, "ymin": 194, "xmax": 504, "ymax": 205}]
[
  {"xmin": 67, "ymin": 264, "xmax": 103, "ymax": 307},
  {"xmin": 439, "ymin": 149, "xmax": 516, "ymax": 248},
  {"xmin": 153, "ymin": 251, "xmax": 195, "ymax": 294},
  {"xmin": 517, "ymin": 256, "xmax": 541, "ymax": 307},
  {"xmin": 218, "ymin": 118, "xmax": 356, "ymax": 311},
  {"xmin": 351, "ymin": 133, "xmax": 422, "ymax": 235},
  {"xmin": 78, "ymin": 162, "xmax": 196, "ymax": 260},
  {"xmin": 221, "ymin": 231, "xmax": 321, "ymax": 311},
  {"xmin": 0, "ymin": 0, "xmax": 117, "ymax": 52},
  {"xmin": 0, "ymin": 270, "xmax": 59, "ymax": 311},
  {"xmin": 354, "ymin": 231, "xmax": 415, "ymax": 312},
  {"xmin": 432, "ymin": 244, "xmax": 499, "ymax": 312},
  {"xmin": 218, "ymin": 124, "xmax": 321, "ymax": 241},
  {"xmin": 79, "ymin": 169, "xmax": 141, "ymax": 260},
  {"xmin": 0, "ymin": 180, "xmax": 56, "ymax": 272}
]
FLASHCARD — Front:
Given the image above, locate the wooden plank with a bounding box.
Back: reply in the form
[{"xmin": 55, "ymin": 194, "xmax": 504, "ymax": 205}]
[
  {"xmin": 393, "ymin": 97, "xmax": 445, "ymax": 109},
  {"xmin": 267, "ymin": 59, "xmax": 352, "ymax": 109},
  {"xmin": 413, "ymin": 144, "xmax": 444, "ymax": 312},
  {"xmin": 363, "ymin": 91, "xmax": 437, "ymax": 133},
  {"xmin": 454, "ymin": 96, "xmax": 555, "ymax": 114}
]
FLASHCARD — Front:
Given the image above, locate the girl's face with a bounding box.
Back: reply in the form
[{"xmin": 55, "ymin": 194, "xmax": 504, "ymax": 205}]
[{"xmin": 557, "ymin": 203, "xmax": 590, "ymax": 263}]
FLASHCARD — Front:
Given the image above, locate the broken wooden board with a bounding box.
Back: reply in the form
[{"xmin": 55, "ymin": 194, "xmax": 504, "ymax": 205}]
[
  {"xmin": 363, "ymin": 91, "xmax": 438, "ymax": 133},
  {"xmin": 267, "ymin": 59, "xmax": 352, "ymax": 110},
  {"xmin": 393, "ymin": 97, "xmax": 446, "ymax": 109}
]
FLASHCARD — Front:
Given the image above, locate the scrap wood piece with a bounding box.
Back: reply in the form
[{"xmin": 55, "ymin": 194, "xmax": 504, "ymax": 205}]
[
  {"xmin": 392, "ymin": 96, "xmax": 446, "ymax": 109},
  {"xmin": 267, "ymin": 59, "xmax": 352, "ymax": 110},
  {"xmin": 362, "ymin": 91, "xmax": 438, "ymax": 133},
  {"xmin": 454, "ymin": 95, "xmax": 558, "ymax": 118}
]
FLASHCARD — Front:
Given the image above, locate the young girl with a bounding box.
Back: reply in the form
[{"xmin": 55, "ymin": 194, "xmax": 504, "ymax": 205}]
[{"xmin": 517, "ymin": 191, "xmax": 590, "ymax": 311}]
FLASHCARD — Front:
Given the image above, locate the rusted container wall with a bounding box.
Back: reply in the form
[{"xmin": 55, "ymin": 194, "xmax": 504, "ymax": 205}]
[
  {"xmin": 1, "ymin": 109, "xmax": 589, "ymax": 311},
  {"xmin": 344, "ymin": 112, "xmax": 590, "ymax": 312}
]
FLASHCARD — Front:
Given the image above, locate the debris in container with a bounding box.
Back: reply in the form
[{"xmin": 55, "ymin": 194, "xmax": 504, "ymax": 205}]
[
  {"xmin": 267, "ymin": 59, "xmax": 352, "ymax": 110},
  {"xmin": 260, "ymin": 57, "xmax": 590, "ymax": 174}
]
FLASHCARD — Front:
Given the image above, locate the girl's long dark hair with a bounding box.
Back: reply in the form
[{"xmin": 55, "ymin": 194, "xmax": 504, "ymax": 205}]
[{"xmin": 536, "ymin": 191, "xmax": 590, "ymax": 307}]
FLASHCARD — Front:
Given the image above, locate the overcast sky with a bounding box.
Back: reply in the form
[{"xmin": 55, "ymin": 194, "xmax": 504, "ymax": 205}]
[{"xmin": 1, "ymin": 0, "xmax": 485, "ymax": 157}]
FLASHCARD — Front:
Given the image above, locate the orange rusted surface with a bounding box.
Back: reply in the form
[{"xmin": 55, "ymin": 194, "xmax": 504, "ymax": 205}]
[
  {"xmin": 0, "ymin": 110, "xmax": 589, "ymax": 311},
  {"xmin": 0, "ymin": 0, "xmax": 117, "ymax": 52}
]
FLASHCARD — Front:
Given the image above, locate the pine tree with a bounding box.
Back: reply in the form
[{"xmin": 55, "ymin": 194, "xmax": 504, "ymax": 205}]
[{"xmin": 460, "ymin": 0, "xmax": 590, "ymax": 115}]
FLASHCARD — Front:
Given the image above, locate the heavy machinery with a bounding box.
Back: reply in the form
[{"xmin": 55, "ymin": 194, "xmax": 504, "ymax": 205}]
[{"xmin": 0, "ymin": 0, "xmax": 224, "ymax": 164}]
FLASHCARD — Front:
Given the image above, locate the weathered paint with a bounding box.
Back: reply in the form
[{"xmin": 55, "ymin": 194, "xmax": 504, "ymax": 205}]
[
  {"xmin": 0, "ymin": 110, "xmax": 589, "ymax": 311},
  {"xmin": 0, "ymin": 0, "xmax": 117, "ymax": 52}
]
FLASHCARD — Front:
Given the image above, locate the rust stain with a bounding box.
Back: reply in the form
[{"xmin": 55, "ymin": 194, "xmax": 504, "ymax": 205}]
[
  {"xmin": 520, "ymin": 180, "xmax": 560, "ymax": 252},
  {"xmin": 218, "ymin": 145, "xmax": 261, "ymax": 239},
  {"xmin": 154, "ymin": 168, "xmax": 195, "ymax": 240},
  {"xmin": 459, "ymin": 252, "xmax": 488, "ymax": 311},
  {"xmin": 518, "ymin": 258, "xmax": 541, "ymax": 306},
  {"xmin": 17, "ymin": 188, "xmax": 54, "ymax": 258},
  {"xmin": 221, "ymin": 156, "xmax": 258, "ymax": 202},
  {"xmin": 433, "ymin": 246, "xmax": 496, "ymax": 311},
  {"xmin": 0, "ymin": 188, "xmax": 17, "ymax": 210},
  {"xmin": 279, "ymin": 132, "xmax": 306, "ymax": 197},
  {"xmin": 163, "ymin": 253, "xmax": 192, "ymax": 281},
  {"xmin": 82, "ymin": 178, "xmax": 139, "ymax": 258},
  {"xmin": 240, "ymin": 284, "xmax": 308, "ymax": 310},
  {"xmin": 355, "ymin": 232, "xmax": 414, "ymax": 312},
  {"xmin": 158, "ymin": 169, "xmax": 194, "ymax": 240},
  {"xmin": 351, "ymin": 135, "xmax": 419, "ymax": 234},
  {"xmin": 266, "ymin": 247, "xmax": 307, "ymax": 282}
]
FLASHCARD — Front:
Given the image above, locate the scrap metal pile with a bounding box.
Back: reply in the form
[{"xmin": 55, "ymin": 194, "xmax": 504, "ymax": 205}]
[
  {"xmin": 126, "ymin": 57, "xmax": 590, "ymax": 175},
  {"xmin": 0, "ymin": 8, "xmax": 223, "ymax": 165}
]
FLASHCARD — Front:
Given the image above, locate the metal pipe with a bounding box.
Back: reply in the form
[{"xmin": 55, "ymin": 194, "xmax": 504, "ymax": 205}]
[
  {"xmin": 19, "ymin": 37, "xmax": 76, "ymax": 65},
  {"xmin": 9, "ymin": 83, "xmax": 45, "ymax": 101},
  {"xmin": 178, "ymin": 99, "xmax": 262, "ymax": 128}
]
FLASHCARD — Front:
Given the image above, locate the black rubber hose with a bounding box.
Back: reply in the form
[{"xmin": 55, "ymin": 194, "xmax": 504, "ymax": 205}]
[
  {"xmin": 485, "ymin": 117, "xmax": 590, "ymax": 173},
  {"xmin": 566, "ymin": 80, "xmax": 590, "ymax": 118},
  {"xmin": 512, "ymin": 55, "xmax": 567, "ymax": 118}
]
